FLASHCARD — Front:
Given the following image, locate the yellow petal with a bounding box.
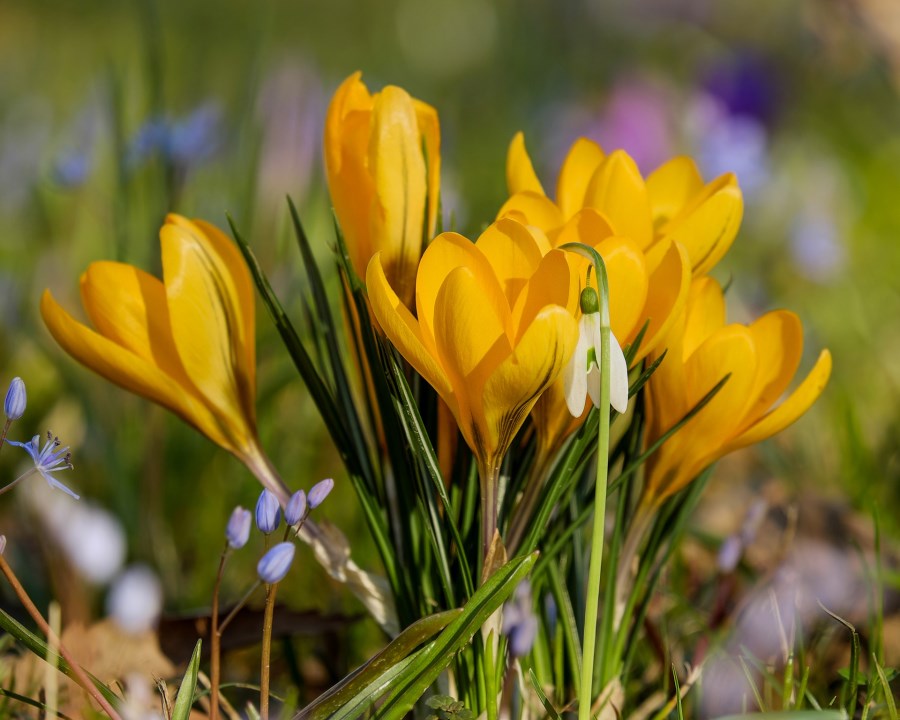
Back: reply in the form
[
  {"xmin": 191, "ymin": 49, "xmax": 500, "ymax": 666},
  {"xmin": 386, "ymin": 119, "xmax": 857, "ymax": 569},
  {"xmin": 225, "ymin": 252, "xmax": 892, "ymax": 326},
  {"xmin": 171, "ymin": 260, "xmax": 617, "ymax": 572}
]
[
  {"xmin": 659, "ymin": 174, "xmax": 743, "ymax": 275},
  {"xmin": 413, "ymin": 98, "xmax": 441, "ymax": 239},
  {"xmin": 507, "ymin": 132, "xmax": 545, "ymax": 196},
  {"xmin": 477, "ymin": 219, "xmax": 547, "ymax": 310},
  {"xmin": 482, "ymin": 305, "xmax": 578, "ymax": 465},
  {"xmin": 432, "ymin": 266, "xmax": 512, "ymax": 461},
  {"xmin": 638, "ymin": 239, "xmax": 691, "ymax": 358},
  {"xmin": 324, "ymin": 71, "xmax": 372, "ymax": 175},
  {"xmin": 556, "ymin": 137, "xmax": 605, "ymax": 220},
  {"xmin": 551, "ymin": 208, "xmax": 616, "ymax": 250},
  {"xmin": 646, "ymin": 156, "xmax": 703, "ymax": 230},
  {"xmin": 510, "ymin": 248, "xmax": 577, "ymax": 342},
  {"xmin": 366, "ymin": 253, "xmax": 454, "ymax": 404},
  {"xmin": 595, "ymin": 236, "xmax": 648, "ymax": 342},
  {"xmin": 369, "ymin": 86, "xmax": 428, "ymax": 307},
  {"xmin": 496, "ymin": 191, "xmax": 564, "ymax": 232},
  {"xmin": 416, "ymin": 231, "xmax": 511, "ymax": 352},
  {"xmin": 40, "ymin": 290, "xmax": 232, "ymax": 451},
  {"xmin": 160, "ymin": 219, "xmax": 256, "ymax": 448},
  {"xmin": 682, "ymin": 276, "xmax": 726, "ymax": 360},
  {"xmin": 740, "ymin": 310, "xmax": 803, "ymax": 428},
  {"xmin": 728, "ymin": 349, "xmax": 832, "ymax": 451},
  {"xmin": 583, "ymin": 150, "xmax": 654, "ymax": 248}
]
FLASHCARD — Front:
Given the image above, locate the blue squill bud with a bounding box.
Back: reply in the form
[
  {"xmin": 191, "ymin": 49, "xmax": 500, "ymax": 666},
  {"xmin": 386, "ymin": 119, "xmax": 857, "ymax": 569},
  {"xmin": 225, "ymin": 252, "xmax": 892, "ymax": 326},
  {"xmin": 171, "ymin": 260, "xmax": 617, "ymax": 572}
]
[
  {"xmin": 285, "ymin": 490, "xmax": 307, "ymax": 526},
  {"xmin": 308, "ymin": 478, "xmax": 334, "ymax": 509},
  {"xmin": 225, "ymin": 506, "xmax": 252, "ymax": 549},
  {"xmin": 257, "ymin": 542, "xmax": 296, "ymax": 584},
  {"xmin": 255, "ymin": 490, "xmax": 281, "ymax": 534},
  {"xmin": 4, "ymin": 377, "xmax": 26, "ymax": 421}
]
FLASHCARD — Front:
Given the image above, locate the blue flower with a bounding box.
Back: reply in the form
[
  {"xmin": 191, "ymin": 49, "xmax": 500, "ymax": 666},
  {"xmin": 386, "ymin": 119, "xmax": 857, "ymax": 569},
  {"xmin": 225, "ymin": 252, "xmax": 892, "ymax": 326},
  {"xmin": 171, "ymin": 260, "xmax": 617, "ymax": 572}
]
[
  {"xmin": 285, "ymin": 489, "xmax": 307, "ymax": 526},
  {"xmin": 502, "ymin": 581, "xmax": 538, "ymax": 658},
  {"xmin": 4, "ymin": 377, "xmax": 26, "ymax": 421},
  {"xmin": 255, "ymin": 489, "xmax": 281, "ymax": 534},
  {"xmin": 257, "ymin": 542, "xmax": 296, "ymax": 584},
  {"xmin": 8, "ymin": 432, "xmax": 79, "ymax": 499},
  {"xmin": 308, "ymin": 478, "xmax": 334, "ymax": 509},
  {"xmin": 226, "ymin": 506, "xmax": 252, "ymax": 549}
]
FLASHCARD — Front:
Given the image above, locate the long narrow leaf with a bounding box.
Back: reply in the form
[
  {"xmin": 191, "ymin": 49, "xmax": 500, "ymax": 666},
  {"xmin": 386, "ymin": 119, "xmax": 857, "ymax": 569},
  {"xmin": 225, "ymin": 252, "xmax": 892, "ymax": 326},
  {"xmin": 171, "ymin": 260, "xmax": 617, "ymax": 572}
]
[{"xmin": 171, "ymin": 640, "xmax": 202, "ymax": 720}]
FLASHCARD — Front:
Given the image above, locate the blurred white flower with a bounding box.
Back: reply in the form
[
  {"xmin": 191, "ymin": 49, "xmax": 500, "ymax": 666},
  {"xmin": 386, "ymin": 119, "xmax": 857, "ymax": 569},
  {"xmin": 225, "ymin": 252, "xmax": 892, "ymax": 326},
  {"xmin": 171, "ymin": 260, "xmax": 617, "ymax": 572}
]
[{"xmin": 107, "ymin": 565, "xmax": 163, "ymax": 634}]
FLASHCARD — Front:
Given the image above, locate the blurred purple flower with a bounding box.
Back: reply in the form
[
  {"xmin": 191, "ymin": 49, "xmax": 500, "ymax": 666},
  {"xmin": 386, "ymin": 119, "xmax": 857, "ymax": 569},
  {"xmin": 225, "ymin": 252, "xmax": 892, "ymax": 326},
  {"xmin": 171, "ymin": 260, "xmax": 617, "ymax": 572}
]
[
  {"xmin": 226, "ymin": 506, "xmax": 252, "ymax": 549},
  {"xmin": 285, "ymin": 489, "xmax": 307, "ymax": 526},
  {"xmin": 789, "ymin": 210, "xmax": 845, "ymax": 283},
  {"xmin": 502, "ymin": 581, "xmax": 538, "ymax": 657},
  {"xmin": 704, "ymin": 53, "xmax": 779, "ymax": 126},
  {"xmin": 126, "ymin": 102, "xmax": 222, "ymax": 171},
  {"xmin": 258, "ymin": 542, "xmax": 296, "ymax": 584},
  {"xmin": 308, "ymin": 478, "xmax": 334, "ymax": 509}
]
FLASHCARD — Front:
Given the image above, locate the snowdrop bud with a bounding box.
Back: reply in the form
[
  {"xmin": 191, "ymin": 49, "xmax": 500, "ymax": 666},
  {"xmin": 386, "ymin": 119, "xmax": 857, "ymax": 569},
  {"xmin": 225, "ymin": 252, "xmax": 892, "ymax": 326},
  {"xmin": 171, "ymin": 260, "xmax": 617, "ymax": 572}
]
[
  {"xmin": 579, "ymin": 286, "xmax": 600, "ymax": 315},
  {"xmin": 4, "ymin": 377, "xmax": 26, "ymax": 421},
  {"xmin": 285, "ymin": 490, "xmax": 307, "ymax": 526},
  {"xmin": 308, "ymin": 478, "xmax": 334, "ymax": 509},
  {"xmin": 107, "ymin": 565, "xmax": 163, "ymax": 634},
  {"xmin": 257, "ymin": 542, "xmax": 296, "ymax": 584},
  {"xmin": 255, "ymin": 490, "xmax": 281, "ymax": 534},
  {"xmin": 226, "ymin": 506, "xmax": 252, "ymax": 549}
]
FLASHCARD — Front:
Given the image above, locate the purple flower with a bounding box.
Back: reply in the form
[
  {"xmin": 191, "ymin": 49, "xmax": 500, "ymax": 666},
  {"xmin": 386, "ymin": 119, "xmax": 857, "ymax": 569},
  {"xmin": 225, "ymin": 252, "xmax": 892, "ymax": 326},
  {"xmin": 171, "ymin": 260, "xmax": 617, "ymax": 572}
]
[
  {"xmin": 257, "ymin": 542, "xmax": 296, "ymax": 584},
  {"xmin": 8, "ymin": 432, "xmax": 78, "ymax": 499},
  {"xmin": 226, "ymin": 506, "xmax": 252, "ymax": 549},
  {"xmin": 255, "ymin": 490, "xmax": 281, "ymax": 534},
  {"xmin": 308, "ymin": 478, "xmax": 334, "ymax": 509},
  {"xmin": 4, "ymin": 377, "xmax": 26, "ymax": 421},
  {"xmin": 502, "ymin": 581, "xmax": 538, "ymax": 658},
  {"xmin": 285, "ymin": 490, "xmax": 307, "ymax": 526}
]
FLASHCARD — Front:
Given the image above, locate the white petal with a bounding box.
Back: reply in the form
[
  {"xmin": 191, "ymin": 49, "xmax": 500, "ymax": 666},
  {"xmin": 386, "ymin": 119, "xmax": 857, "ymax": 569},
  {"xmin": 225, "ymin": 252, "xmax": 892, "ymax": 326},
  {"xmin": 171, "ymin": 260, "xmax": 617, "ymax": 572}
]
[
  {"xmin": 563, "ymin": 319, "xmax": 591, "ymax": 417},
  {"xmin": 586, "ymin": 363, "xmax": 601, "ymax": 408},
  {"xmin": 609, "ymin": 331, "xmax": 630, "ymax": 415}
]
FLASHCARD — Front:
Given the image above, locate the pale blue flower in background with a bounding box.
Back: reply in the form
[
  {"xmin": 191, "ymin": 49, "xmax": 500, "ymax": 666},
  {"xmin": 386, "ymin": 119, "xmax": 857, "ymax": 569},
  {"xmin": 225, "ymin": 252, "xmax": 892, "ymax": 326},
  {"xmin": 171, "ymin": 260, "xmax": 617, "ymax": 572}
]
[
  {"xmin": 4, "ymin": 377, "xmax": 26, "ymax": 421},
  {"xmin": 107, "ymin": 565, "xmax": 163, "ymax": 634},
  {"xmin": 8, "ymin": 432, "xmax": 79, "ymax": 499},
  {"xmin": 257, "ymin": 542, "xmax": 296, "ymax": 584},
  {"xmin": 308, "ymin": 478, "xmax": 334, "ymax": 509},
  {"xmin": 285, "ymin": 490, "xmax": 307, "ymax": 526},
  {"xmin": 226, "ymin": 506, "xmax": 252, "ymax": 549},
  {"xmin": 255, "ymin": 489, "xmax": 281, "ymax": 534}
]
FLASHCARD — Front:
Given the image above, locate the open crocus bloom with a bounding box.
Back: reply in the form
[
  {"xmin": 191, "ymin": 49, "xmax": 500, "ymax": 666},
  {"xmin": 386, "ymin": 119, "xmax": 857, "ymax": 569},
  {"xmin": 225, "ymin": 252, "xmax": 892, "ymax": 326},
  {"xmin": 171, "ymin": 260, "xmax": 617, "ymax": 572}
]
[
  {"xmin": 367, "ymin": 218, "xmax": 579, "ymax": 548},
  {"xmin": 41, "ymin": 214, "xmax": 286, "ymax": 501},
  {"xmin": 502, "ymin": 133, "xmax": 743, "ymax": 275},
  {"xmin": 643, "ymin": 277, "xmax": 832, "ymax": 504},
  {"xmin": 325, "ymin": 71, "xmax": 440, "ymax": 308},
  {"xmin": 498, "ymin": 146, "xmax": 693, "ymax": 462}
]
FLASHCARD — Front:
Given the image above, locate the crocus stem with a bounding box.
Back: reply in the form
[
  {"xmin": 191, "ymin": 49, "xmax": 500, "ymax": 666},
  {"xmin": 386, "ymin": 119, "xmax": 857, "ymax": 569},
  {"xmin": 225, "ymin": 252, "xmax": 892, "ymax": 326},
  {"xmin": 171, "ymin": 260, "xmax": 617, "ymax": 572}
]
[
  {"xmin": 579, "ymin": 285, "xmax": 612, "ymax": 720},
  {"xmin": 506, "ymin": 452, "xmax": 552, "ymax": 553},
  {"xmin": 480, "ymin": 463, "xmax": 500, "ymax": 571},
  {"xmin": 0, "ymin": 554, "xmax": 122, "ymax": 720},
  {"xmin": 209, "ymin": 543, "xmax": 229, "ymax": 720},
  {"xmin": 260, "ymin": 582, "xmax": 278, "ymax": 720}
]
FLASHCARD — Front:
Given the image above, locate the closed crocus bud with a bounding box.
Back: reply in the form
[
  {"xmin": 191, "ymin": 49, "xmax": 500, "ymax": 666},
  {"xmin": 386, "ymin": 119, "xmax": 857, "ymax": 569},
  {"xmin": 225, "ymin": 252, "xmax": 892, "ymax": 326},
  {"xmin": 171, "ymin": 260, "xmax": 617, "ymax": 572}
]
[
  {"xmin": 307, "ymin": 478, "xmax": 334, "ymax": 509},
  {"xmin": 285, "ymin": 490, "xmax": 307, "ymax": 526},
  {"xmin": 226, "ymin": 506, "xmax": 252, "ymax": 549},
  {"xmin": 255, "ymin": 489, "xmax": 281, "ymax": 534},
  {"xmin": 257, "ymin": 542, "xmax": 296, "ymax": 584},
  {"xmin": 4, "ymin": 377, "xmax": 26, "ymax": 421}
]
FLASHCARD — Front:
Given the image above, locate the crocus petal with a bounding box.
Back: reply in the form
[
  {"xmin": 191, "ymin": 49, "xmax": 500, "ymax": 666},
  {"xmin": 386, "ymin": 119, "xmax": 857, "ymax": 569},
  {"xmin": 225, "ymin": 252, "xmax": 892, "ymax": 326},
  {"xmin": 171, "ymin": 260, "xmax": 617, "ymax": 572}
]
[
  {"xmin": 324, "ymin": 71, "xmax": 371, "ymax": 175},
  {"xmin": 595, "ymin": 237, "xmax": 649, "ymax": 343},
  {"xmin": 506, "ymin": 132, "xmax": 545, "ymax": 196},
  {"xmin": 659, "ymin": 174, "xmax": 743, "ymax": 275},
  {"xmin": 160, "ymin": 218, "xmax": 256, "ymax": 448},
  {"xmin": 741, "ymin": 310, "xmax": 803, "ymax": 427},
  {"xmin": 583, "ymin": 150, "xmax": 654, "ymax": 248},
  {"xmin": 510, "ymin": 249, "xmax": 578, "ymax": 340},
  {"xmin": 645, "ymin": 156, "xmax": 704, "ymax": 229},
  {"xmin": 556, "ymin": 138, "xmax": 605, "ymax": 221},
  {"xmin": 682, "ymin": 276, "xmax": 727, "ymax": 360},
  {"xmin": 366, "ymin": 254, "xmax": 453, "ymax": 404},
  {"xmin": 728, "ymin": 349, "xmax": 832, "ymax": 451},
  {"xmin": 413, "ymin": 98, "xmax": 441, "ymax": 238},
  {"xmin": 369, "ymin": 86, "xmax": 428, "ymax": 306},
  {"xmin": 497, "ymin": 191, "xmax": 564, "ymax": 233},
  {"xmin": 637, "ymin": 239, "xmax": 691, "ymax": 358},
  {"xmin": 551, "ymin": 208, "xmax": 616, "ymax": 250},
  {"xmin": 477, "ymin": 218, "xmax": 547, "ymax": 309},
  {"xmin": 40, "ymin": 290, "xmax": 232, "ymax": 450},
  {"xmin": 482, "ymin": 305, "xmax": 577, "ymax": 461}
]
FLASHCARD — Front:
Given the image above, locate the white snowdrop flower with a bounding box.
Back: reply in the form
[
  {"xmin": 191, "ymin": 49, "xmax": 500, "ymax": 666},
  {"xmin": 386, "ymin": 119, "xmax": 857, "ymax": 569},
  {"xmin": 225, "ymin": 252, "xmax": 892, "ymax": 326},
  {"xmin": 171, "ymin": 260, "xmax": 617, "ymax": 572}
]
[{"xmin": 107, "ymin": 565, "xmax": 163, "ymax": 634}]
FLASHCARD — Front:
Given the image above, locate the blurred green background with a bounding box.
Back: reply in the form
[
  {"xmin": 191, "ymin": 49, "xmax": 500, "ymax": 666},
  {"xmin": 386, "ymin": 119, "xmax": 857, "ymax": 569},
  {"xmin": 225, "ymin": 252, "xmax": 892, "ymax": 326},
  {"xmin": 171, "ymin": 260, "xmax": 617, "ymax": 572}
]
[{"xmin": 1, "ymin": 0, "xmax": 899, "ymax": 688}]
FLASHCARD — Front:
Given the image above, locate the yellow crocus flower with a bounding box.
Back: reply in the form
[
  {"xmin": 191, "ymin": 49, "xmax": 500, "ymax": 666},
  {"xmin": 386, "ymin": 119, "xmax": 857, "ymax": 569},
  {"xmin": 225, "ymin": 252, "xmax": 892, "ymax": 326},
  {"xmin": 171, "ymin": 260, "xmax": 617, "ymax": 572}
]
[
  {"xmin": 643, "ymin": 277, "xmax": 832, "ymax": 504},
  {"xmin": 40, "ymin": 214, "xmax": 287, "ymax": 501},
  {"xmin": 503, "ymin": 133, "xmax": 743, "ymax": 274},
  {"xmin": 325, "ymin": 71, "xmax": 440, "ymax": 307},
  {"xmin": 366, "ymin": 217, "xmax": 579, "ymax": 551}
]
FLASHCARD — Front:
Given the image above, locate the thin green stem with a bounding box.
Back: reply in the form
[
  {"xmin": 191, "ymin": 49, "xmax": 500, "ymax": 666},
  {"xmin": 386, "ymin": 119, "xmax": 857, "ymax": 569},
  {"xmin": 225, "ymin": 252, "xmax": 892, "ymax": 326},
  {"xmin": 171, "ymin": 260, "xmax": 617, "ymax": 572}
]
[
  {"xmin": 218, "ymin": 581, "xmax": 261, "ymax": 636},
  {"xmin": 0, "ymin": 468, "xmax": 36, "ymax": 497},
  {"xmin": 260, "ymin": 582, "xmax": 278, "ymax": 720},
  {"xmin": 0, "ymin": 419, "xmax": 11, "ymax": 454}
]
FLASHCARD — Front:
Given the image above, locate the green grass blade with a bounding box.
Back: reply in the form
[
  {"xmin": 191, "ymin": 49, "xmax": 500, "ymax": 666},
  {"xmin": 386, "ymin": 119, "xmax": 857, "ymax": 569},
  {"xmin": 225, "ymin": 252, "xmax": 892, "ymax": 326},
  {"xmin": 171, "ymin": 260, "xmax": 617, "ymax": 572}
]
[
  {"xmin": 171, "ymin": 639, "xmax": 202, "ymax": 720},
  {"xmin": 874, "ymin": 655, "xmax": 898, "ymax": 720},
  {"xmin": 295, "ymin": 610, "xmax": 460, "ymax": 720},
  {"xmin": 374, "ymin": 553, "xmax": 538, "ymax": 720},
  {"xmin": 529, "ymin": 668, "xmax": 563, "ymax": 720},
  {"xmin": 0, "ymin": 609, "xmax": 121, "ymax": 708}
]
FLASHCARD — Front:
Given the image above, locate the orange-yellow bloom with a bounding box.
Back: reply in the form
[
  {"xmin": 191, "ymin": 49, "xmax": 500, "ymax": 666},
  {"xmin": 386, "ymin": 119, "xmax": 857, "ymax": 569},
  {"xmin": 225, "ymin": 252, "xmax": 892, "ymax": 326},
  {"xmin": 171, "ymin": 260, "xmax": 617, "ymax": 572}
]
[
  {"xmin": 366, "ymin": 218, "xmax": 579, "ymax": 548},
  {"xmin": 41, "ymin": 214, "xmax": 287, "ymax": 502},
  {"xmin": 325, "ymin": 71, "xmax": 440, "ymax": 307},
  {"xmin": 643, "ymin": 277, "xmax": 832, "ymax": 504},
  {"xmin": 503, "ymin": 133, "xmax": 743, "ymax": 275}
]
